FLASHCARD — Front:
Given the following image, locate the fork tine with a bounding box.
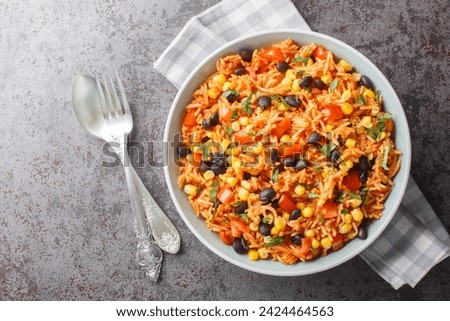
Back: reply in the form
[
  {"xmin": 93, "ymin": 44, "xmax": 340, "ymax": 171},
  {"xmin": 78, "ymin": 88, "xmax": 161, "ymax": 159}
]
[
  {"xmin": 106, "ymin": 69, "xmax": 123, "ymax": 115},
  {"xmin": 93, "ymin": 69, "xmax": 110, "ymax": 119},
  {"xmin": 101, "ymin": 71, "xmax": 118, "ymax": 117},
  {"xmin": 113, "ymin": 65, "xmax": 131, "ymax": 115}
]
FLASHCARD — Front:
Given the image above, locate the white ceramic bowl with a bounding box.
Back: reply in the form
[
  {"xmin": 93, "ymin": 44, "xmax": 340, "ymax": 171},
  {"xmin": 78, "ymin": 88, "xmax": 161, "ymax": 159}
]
[{"xmin": 164, "ymin": 30, "xmax": 411, "ymax": 276}]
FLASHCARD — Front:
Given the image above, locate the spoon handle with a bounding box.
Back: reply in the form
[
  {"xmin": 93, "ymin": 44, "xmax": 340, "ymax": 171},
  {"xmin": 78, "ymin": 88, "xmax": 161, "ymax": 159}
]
[{"xmin": 131, "ymin": 166, "xmax": 181, "ymax": 254}]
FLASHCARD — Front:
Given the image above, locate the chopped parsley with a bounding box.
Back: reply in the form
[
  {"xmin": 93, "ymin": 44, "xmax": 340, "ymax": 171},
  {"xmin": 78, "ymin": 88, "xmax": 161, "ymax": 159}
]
[
  {"xmin": 382, "ymin": 146, "xmax": 392, "ymax": 171},
  {"xmin": 271, "ymin": 167, "xmax": 279, "ymax": 183},
  {"xmin": 367, "ymin": 112, "xmax": 392, "ymax": 141},
  {"xmin": 230, "ymin": 109, "xmax": 239, "ymax": 120},
  {"xmin": 329, "ymin": 78, "xmax": 339, "ymax": 92},
  {"xmin": 357, "ymin": 94, "xmax": 366, "ymax": 105},
  {"xmin": 264, "ymin": 236, "xmax": 284, "ymax": 247},
  {"xmin": 270, "ymin": 94, "xmax": 289, "ymax": 108},
  {"xmin": 348, "ymin": 192, "xmax": 361, "ymax": 200},
  {"xmin": 341, "ymin": 209, "xmax": 350, "ymax": 214},
  {"xmin": 209, "ymin": 180, "xmax": 219, "ymax": 201},
  {"xmin": 307, "ymin": 192, "xmax": 319, "ymax": 199},
  {"xmin": 336, "ymin": 192, "xmax": 347, "ymax": 202},
  {"xmin": 242, "ymin": 92, "xmax": 255, "ymax": 116},
  {"xmin": 222, "ymin": 89, "xmax": 239, "ymax": 99},
  {"xmin": 292, "ymin": 56, "xmax": 310, "ymax": 64},
  {"xmin": 223, "ymin": 126, "xmax": 234, "ymax": 137},
  {"xmin": 319, "ymin": 143, "xmax": 337, "ymax": 158},
  {"xmin": 318, "ymin": 215, "xmax": 325, "ymax": 224}
]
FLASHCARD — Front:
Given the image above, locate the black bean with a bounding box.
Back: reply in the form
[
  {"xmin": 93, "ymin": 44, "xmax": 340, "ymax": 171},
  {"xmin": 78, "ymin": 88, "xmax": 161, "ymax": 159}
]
[
  {"xmin": 232, "ymin": 237, "xmax": 249, "ymax": 254},
  {"xmin": 176, "ymin": 144, "xmax": 190, "ymax": 158},
  {"xmin": 290, "ymin": 209, "xmax": 301, "ymax": 220},
  {"xmin": 276, "ymin": 61, "xmax": 290, "ymax": 73},
  {"xmin": 307, "ymin": 131, "xmax": 322, "ymax": 144},
  {"xmin": 359, "ymin": 155, "xmax": 369, "ymax": 171},
  {"xmin": 210, "ymin": 112, "xmax": 219, "ymax": 126},
  {"xmin": 360, "ymin": 75, "xmax": 374, "ymax": 89},
  {"xmin": 282, "ymin": 157, "xmax": 296, "ymax": 168},
  {"xmin": 299, "ymin": 76, "xmax": 313, "ymax": 88},
  {"xmin": 258, "ymin": 222, "xmax": 272, "ymax": 236},
  {"xmin": 224, "ymin": 93, "xmax": 238, "ymax": 103},
  {"xmin": 239, "ymin": 49, "xmax": 253, "ymax": 62},
  {"xmin": 359, "ymin": 170, "xmax": 368, "ymax": 184},
  {"xmin": 291, "ymin": 234, "xmax": 303, "ymax": 245},
  {"xmin": 259, "ymin": 187, "xmax": 276, "ymax": 202},
  {"xmin": 294, "ymin": 158, "xmax": 308, "ymax": 171},
  {"xmin": 285, "ymin": 95, "xmax": 301, "ymax": 107},
  {"xmin": 258, "ymin": 96, "xmax": 271, "ymax": 110},
  {"xmin": 314, "ymin": 78, "xmax": 326, "ymax": 89},
  {"xmin": 271, "ymin": 198, "xmax": 279, "ymax": 209},
  {"xmin": 270, "ymin": 148, "xmax": 279, "ymax": 162},
  {"xmin": 234, "ymin": 67, "xmax": 246, "ymax": 75},
  {"xmin": 357, "ymin": 222, "xmax": 368, "ymax": 240},
  {"xmin": 235, "ymin": 202, "xmax": 248, "ymax": 214},
  {"xmin": 202, "ymin": 118, "xmax": 212, "ymax": 129},
  {"xmin": 330, "ymin": 149, "xmax": 341, "ymax": 163},
  {"xmin": 359, "ymin": 187, "xmax": 368, "ymax": 198}
]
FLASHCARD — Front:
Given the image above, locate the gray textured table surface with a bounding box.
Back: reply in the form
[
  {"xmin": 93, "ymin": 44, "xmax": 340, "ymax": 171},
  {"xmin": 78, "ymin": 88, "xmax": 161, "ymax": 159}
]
[{"xmin": 1, "ymin": 0, "xmax": 449, "ymax": 300}]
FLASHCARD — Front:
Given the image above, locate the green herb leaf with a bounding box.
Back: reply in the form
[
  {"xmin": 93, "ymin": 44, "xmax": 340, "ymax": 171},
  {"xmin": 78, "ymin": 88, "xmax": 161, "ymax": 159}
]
[
  {"xmin": 366, "ymin": 127, "xmax": 378, "ymax": 140},
  {"xmin": 318, "ymin": 215, "xmax": 325, "ymax": 224},
  {"xmin": 348, "ymin": 192, "xmax": 361, "ymax": 200},
  {"xmin": 201, "ymin": 144, "xmax": 209, "ymax": 159},
  {"xmin": 271, "ymin": 167, "xmax": 279, "ymax": 183},
  {"xmin": 242, "ymin": 92, "xmax": 255, "ymax": 116},
  {"xmin": 313, "ymin": 167, "xmax": 323, "ymax": 172},
  {"xmin": 223, "ymin": 89, "xmax": 239, "ymax": 99},
  {"xmin": 357, "ymin": 94, "xmax": 366, "ymax": 105},
  {"xmin": 381, "ymin": 146, "xmax": 392, "ymax": 171},
  {"xmin": 329, "ymin": 78, "xmax": 339, "ymax": 92},
  {"xmin": 240, "ymin": 213, "xmax": 249, "ymax": 221},
  {"xmin": 307, "ymin": 192, "xmax": 319, "ymax": 199},
  {"xmin": 209, "ymin": 180, "xmax": 219, "ymax": 201},
  {"xmin": 319, "ymin": 143, "xmax": 336, "ymax": 158},
  {"xmin": 341, "ymin": 209, "xmax": 350, "ymax": 214},
  {"xmin": 223, "ymin": 126, "xmax": 234, "ymax": 137},
  {"xmin": 296, "ymin": 69, "xmax": 305, "ymax": 77},
  {"xmin": 292, "ymin": 56, "xmax": 310, "ymax": 64},
  {"xmin": 264, "ymin": 236, "xmax": 284, "ymax": 247},
  {"xmin": 233, "ymin": 201, "xmax": 246, "ymax": 208},
  {"xmin": 261, "ymin": 217, "xmax": 271, "ymax": 224},
  {"xmin": 271, "ymin": 94, "xmax": 289, "ymax": 107},
  {"xmin": 336, "ymin": 192, "xmax": 348, "ymax": 202},
  {"xmin": 231, "ymin": 109, "xmax": 239, "ymax": 120},
  {"xmin": 196, "ymin": 186, "xmax": 202, "ymax": 195}
]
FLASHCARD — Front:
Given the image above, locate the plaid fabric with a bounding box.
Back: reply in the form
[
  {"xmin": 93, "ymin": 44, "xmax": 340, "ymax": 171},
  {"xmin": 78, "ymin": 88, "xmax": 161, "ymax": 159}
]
[{"xmin": 153, "ymin": 0, "xmax": 450, "ymax": 289}]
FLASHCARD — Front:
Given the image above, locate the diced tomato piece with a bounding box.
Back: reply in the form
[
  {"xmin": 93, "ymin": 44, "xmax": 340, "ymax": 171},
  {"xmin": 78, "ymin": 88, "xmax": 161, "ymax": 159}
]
[
  {"xmin": 234, "ymin": 134, "xmax": 254, "ymax": 145},
  {"xmin": 332, "ymin": 234, "xmax": 344, "ymax": 251},
  {"xmin": 219, "ymin": 230, "xmax": 234, "ymax": 245},
  {"xmin": 230, "ymin": 219, "xmax": 250, "ymax": 238},
  {"xmin": 278, "ymin": 194, "xmax": 297, "ymax": 213},
  {"xmin": 260, "ymin": 46, "xmax": 285, "ymax": 63},
  {"xmin": 312, "ymin": 45, "xmax": 328, "ymax": 60},
  {"xmin": 322, "ymin": 105, "xmax": 344, "ymax": 122},
  {"xmin": 193, "ymin": 151, "xmax": 203, "ymax": 164},
  {"xmin": 299, "ymin": 237, "xmax": 312, "ymax": 257},
  {"xmin": 217, "ymin": 188, "xmax": 233, "ymax": 204},
  {"xmin": 272, "ymin": 118, "xmax": 292, "ymax": 138},
  {"xmin": 319, "ymin": 201, "xmax": 339, "ymax": 219},
  {"xmin": 279, "ymin": 143, "xmax": 301, "ymax": 157},
  {"xmin": 219, "ymin": 107, "xmax": 232, "ymax": 122},
  {"xmin": 183, "ymin": 108, "xmax": 197, "ymax": 126},
  {"xmin": 343, "ymin": 170, "xmax": 361, "ymax": 191}
]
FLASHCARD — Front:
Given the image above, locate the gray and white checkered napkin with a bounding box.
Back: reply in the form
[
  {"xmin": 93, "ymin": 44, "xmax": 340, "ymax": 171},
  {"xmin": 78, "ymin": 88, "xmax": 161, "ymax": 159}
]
[{"xmin": 154, "ymin": 0, "xmax": 450, "ymax": 289}]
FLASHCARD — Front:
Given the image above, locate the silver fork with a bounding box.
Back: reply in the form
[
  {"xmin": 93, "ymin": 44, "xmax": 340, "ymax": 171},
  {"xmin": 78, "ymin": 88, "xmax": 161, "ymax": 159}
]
[{"xmin": 94, "ymin": 67, "xmax": 163, "ymax": 282}]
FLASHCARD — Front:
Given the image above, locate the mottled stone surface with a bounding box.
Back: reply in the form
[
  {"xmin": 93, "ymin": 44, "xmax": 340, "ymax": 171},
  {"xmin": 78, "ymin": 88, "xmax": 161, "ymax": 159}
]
[{"xmin": 0, "ymin": 0, "xmax": 449, "ymax": 300}]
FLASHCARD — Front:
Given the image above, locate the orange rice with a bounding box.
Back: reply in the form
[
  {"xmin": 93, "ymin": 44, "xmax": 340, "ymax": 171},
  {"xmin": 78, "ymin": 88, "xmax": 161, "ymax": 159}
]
[{"xmin": 177, "ymin": 39, "xmax": 400, "ymax": 264}]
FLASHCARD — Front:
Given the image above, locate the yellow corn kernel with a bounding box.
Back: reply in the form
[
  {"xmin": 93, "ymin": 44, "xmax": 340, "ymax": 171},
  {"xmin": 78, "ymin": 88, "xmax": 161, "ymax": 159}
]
[
  {"xmin": 253, "ymin": 142, "xmax": 263, "ymax": 153},
  {"xmin": 341, "ymin": 89, "xmax": 352, "ymax": 101},
  {"xmin": 321, "ymin": 237, "xmax": 332, "ymax": 249},
  {"xmin": 231, "ymin": 120, "xmax": 240, "ymax": 132},
  {"xmin": 248, "ymin": 249, "xmax": 259, "ymax": 261},
  {"xmin": 291, "ymin": 79, "xmax": 301, "ymax": 92},
  {"xmin": 321, "ymin": 171, "xmax": 328, "ymax": 179},
  {"xmin": 226, "ymin": 176, "xmax": 238, "ymax": 187},
  {"xmin": 294, "ymin": 185, "xmax": 306, "ymax": 196},
  {"xmin": 339, "ymin": 223, "xmax": 353, "ymax": 234},
  {"xmin": 231, "ymin": 156, "xmax": 241, "ymax": 172},
  {"xmin": 278, "ymin": 103, "xmax": 289, "ymax": 111},
  {"xmin": 238, "ymin": 187, "xmax": 249, "ymax": 201},
  {"xmin": 257, "ymin": 248, "xmax": 269, "ymax": 259},
  {"xmin": 352, "ymin": 72, "xmax": 362, "ymax": 82},
  {"xmin": 222, "ymin": 81, "xmax": 235, "ymax": 92},
  {"xmin": 341, "ymin": 102, "xmax": 354, "ymax": 115},
  {"xmin": 212, "ymin": 73, "xmax": 226, "ymax": 85},
  {"xmin": 371, "ymin": 106, "xmax": 380, "ymax": 116},
  {"xmin": 379, "ymin": 132, "xmax": 387, "ymax": 140},
  {"xmin": 274, "ymin": 217, "xmax": 286, "ymax": 230},
  {"xmin": 321, "ymin": 73, "xmax": 333, "ymax": 84},
  {"xmin": 311, "ymin": 238, "xmax": 321, "ymax": 249},
  {"xmin": 221, "ymin": 139, "xmax": 231, "ymax": 153},
  {"xmin": 351, "ymin": 209, "xmax": 364, "ymax": 222},
  {"xmin": 349, "ymin": 199, "xmax": 362, "ymax": 208},
  {"xmin": 317, "ymin": 198, "xmax": 326, "ymax": 208},
  {"xmin": 338, "ymin": 59, "xmax": 353, "ymax": 72},
  {"xmin": 304, "ymin": 230, "xmax": 315, "ymax": 238},
  {"xmin": 241, "ymin": 180, "xmax": 252, "ymax": 191},
  {"xmin": 280, "ymin": 77, "xmax": 292, "ymax": 88},
  {"xmin": 285, "ymin": 69, "xmax": 297, "ymax": 80},
  {"xmin": 363, "ymin": 89, "xmax": 375, "ymax": 99},
  {"xmin": 326, "ymin": 124, "xmax": 334, "ymax": 131},
  {"xmin": 239, "ymin": 116, "xmax": 249, "ymax": 126},
  {"xmin": 345, "ymin": 138, "xmax": 356, "ymax": 148},
  {"xmin": 283, "ymin": 212, "xmax": 291, "ymax": 222},
  {"xmin": 345, "ymin": 160, "xmax": 354, "ymax": 168},
  {"xmin": 203, "ymin": 170, "xmax": 215, "ymax": 181},
  {"xmin": 206, "ymin": 131, "xmax": 215, "ymax": 139},
  {"xmin": 361, "ymin": 116, "xmax": 373, "ymax": 128},
  {"xmin": 280, "ymin": 134, "xmax": 291, "ymax": 142},
  {"xmin": 249, "ymin": 221, "xmax": 259, "ymax": 232},
  {"xmin": 271, "ymin": 226, "xmax": 279, "ymax": 235},
  {"xmin": 218, "ymin": 174, "xmax": 227, "ymax": 181},
  {"xmin": 307, "ymin": 58, "xmax": 314, "ymax": 66},
  {"xmin": 207, "ymin": 88, "xmax": 220, "ymax": 99},
  {"xmin": 356, "ymin": 125, "xmax": 365, "ymax": 135},
  {"xmin": 296, "ymin": 202, "xmax": 306, "ymax": 210},
  {"xmin": 184, "ymin": 184, "xmax": 197, "ymax": 196},
  {"xmin": 344, "ymin": 213, "xmax": 353, "ymax": 224},
  {"xmin": 302, "ymin": 206, "xmax": 314, "ymax": 218}
]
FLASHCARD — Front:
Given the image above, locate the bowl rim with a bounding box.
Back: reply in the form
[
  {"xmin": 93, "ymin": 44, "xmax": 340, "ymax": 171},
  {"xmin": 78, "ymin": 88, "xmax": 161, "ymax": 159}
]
[{"xmin": 163, "ymin": 29, "xmax": 411, "ymax": 276}]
